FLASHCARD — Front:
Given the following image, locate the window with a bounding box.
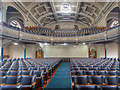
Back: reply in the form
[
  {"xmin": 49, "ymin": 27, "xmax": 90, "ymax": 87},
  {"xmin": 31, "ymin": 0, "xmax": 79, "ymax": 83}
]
[
  {"xmin": 10, "ymin": 20, "xmax": 21, "ymax": 28},
  {"xmin": 110, "ymin": 20, "xmax": 119, "ymax": 28}
]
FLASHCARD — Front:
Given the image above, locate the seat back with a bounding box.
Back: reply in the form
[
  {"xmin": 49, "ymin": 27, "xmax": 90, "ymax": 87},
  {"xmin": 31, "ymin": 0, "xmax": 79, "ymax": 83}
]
[
  {"xmin": 96, "ymin": 70, "xmax": 106, "ymax": 75},
  {"xmin": 7, "ymin": 71, "xmax": 18, "ymax": 75},
  {"xmin": 31, "ymin": 70, "xmax": 44, "ymax": 77},
  {"xmin": 18, "ymin": 70, "xmax": 31, "ymax": 75},
  {"xmin": 19, "ymin": 75, "xmax": 36, "ymax": 85},
  {"xmin": 75, "ymin": 85, "xmax": 96, "ymax": 90},
  {"xmin": 73, "ymin": 75, "xmax": 88, "ymax": 84},
  {"xmin": 0, "ymin": 76, "xmax": 5, "ymax": 84},
  {"xmin": 85, "ymin": 70, "xmax": 95, "ymax": 75},
  {"xmin": 71, "ymin": 70, "xmax": 84, "ymax": 75},
  {"xmin": 0, "ymin": 71, "xmax": 7, "ymax": 76},
  {"xmin": 107, "ymin": 70, "xmax": 118, "ymax": 75},
  {"xmin": 89, "ymin": 75, "xmax": 104, "ymax": 84},
  {"xmin": 105, "ymin": 76, "xmax": 118, "ymax": 85},
  {"xmin": 4, "ymin": 76, "xmax": 18, "ymax": 84},
  {"xmin": 102, "ymin": 85, "xmax": 118, "ymax": 90}
]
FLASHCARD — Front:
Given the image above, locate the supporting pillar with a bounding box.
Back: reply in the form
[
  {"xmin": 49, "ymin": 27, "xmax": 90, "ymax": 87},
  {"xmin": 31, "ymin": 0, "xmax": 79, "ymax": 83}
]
[
  {"xmin": 88, "ymin": 43, "xmax": 92, "ymax": 59},
  {"xmin": 1, "ymin": 45, "xmax": 4, "ymax": 62},
  {"xmin": 89, "ymin": 48, "xmax": 91, "ymax": 58},
  {"xmin": 0, "ymin": 39, "xmax": 3, "ymax": 62},
  {"xmin": 104, "ymin": 44, "xmax": 107, "ymax": 59},
  {"xmin": 41, "ymin": 49, "xmax": 43, "ymax": 59},
  {"xmin": 24, "ymin": 48, "xmax": 26, "ymax": 60}
]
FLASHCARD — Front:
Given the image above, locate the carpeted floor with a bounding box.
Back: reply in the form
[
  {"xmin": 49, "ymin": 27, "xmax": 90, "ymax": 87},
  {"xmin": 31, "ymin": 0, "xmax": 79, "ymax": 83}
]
[{"xmin": 45, "ymin": 62, "xmax": 71, "ymax": 90}]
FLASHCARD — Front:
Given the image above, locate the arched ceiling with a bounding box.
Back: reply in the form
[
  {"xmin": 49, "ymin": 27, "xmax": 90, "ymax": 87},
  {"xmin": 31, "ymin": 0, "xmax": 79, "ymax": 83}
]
[{"xmin": 8, "ymin": 2, "xmax": 117, "ymax": 27}]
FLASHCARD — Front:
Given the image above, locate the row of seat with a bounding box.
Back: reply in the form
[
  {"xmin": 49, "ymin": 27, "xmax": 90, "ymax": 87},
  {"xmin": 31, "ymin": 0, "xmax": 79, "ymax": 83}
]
[
  {"xmin": 72, "ymin": 67, "xmax": 119, "ymax": 70},
  {"xmin": 72, "ymin": 75, "xmax": 120, "ymax": 85},
  {"xmin": 0, "ymin": 58, "xmax": 61, "ymax": 90},
  {"xmin": 70, "ymin": 58, "xmax": 120, "ymax": 90},
  {"xmin": 75, "ymin": 84, "xmax": 120, "ymax": 90},
  {"xmin": 0, "ymin": 70, "xmax": 44, "ymax": 76},
  {"xmin": 71, "ymin": 70, "xmax": 120, "ymax": 76},
  {"xmin": 71, "ymin": 59, "xmax": 119, "ymax": 68},
  {"xmin": 0, "ymin": 75, "xmax": 36, "ymax": 90}
]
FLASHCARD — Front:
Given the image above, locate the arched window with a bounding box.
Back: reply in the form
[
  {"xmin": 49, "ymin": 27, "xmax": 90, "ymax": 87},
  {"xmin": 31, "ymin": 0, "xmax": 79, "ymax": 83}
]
[
  {"xmin": 106, "ymin": 7, "xmax": 120, "ymax": 28},
  {"xmin": 10, "ymin": 20, "xmax": 21, "ymax": 28},
  {"xmin": 110, "ymin": 20, "xmax": 119, "ymax": 28},
  {"xmin": 6, "ymin": 6, "xmax": 24, "ymax": 28}
]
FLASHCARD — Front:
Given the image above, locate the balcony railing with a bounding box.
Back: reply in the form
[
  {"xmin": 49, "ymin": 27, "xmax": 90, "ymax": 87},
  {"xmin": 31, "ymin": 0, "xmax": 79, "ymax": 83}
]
[{"xmin": 0, "ymin": 23, "xmax": 119, "ymax": 43}]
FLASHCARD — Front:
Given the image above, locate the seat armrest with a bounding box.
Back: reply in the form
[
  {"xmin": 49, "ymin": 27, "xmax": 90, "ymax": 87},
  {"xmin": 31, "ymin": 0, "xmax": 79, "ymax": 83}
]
[
  {"xmin": 31, "ymin": 82, "xmax": 36, "ymax": 86},
  {"xmin": 103, "ymin": 83, "xmax": 106, "ymax": 85},
  {"xmin": 16, "ymin": 83, "xmax": 21, "ymax": 85},
  {"xmin": 2, "ymin": 83, "xmax": 5, "ymax": 85},
  {"xmin": 72, "ymin": 82, "xmax": 74, "ymax": 86},
  {"xmin": 41, "ymin": 75, "xmax": 44, "ymax": 78},
  {"xmin": 88, "ymin": 83, "xmax": 90, "ymax": 85}
]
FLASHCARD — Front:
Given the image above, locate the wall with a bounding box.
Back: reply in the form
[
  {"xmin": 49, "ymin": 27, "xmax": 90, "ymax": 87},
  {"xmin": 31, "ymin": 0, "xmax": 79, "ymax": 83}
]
[
  {"xmin": 3, "ymin": 43, "xmax": 119, "ymax": 58},
  {"xmin": 3, "ymin": 44, "xmax": 40, "ymax": 58},
  {"xmin": 96, "ymin": 43, "xmax": 119, "ymax": 58},
  {"xmin": 43, "ymin": 44, "xmax": 88, "ymax": 57},
  {"xmin": 118, "ymin": 44, "xmax": 120, "ymax": 58},
  {"xmin": 26, "ymin": 44, "xmax": 39, "ymax": 58}
]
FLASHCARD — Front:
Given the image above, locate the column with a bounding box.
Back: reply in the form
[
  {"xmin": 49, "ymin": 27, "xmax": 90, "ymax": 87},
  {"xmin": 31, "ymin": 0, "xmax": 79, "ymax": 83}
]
[
  {"xmin": 1, "ymin": 45, "xmax": 3, "ymax": 62},
  {"xmin": 0, "ymin": 39, "xmax": 3, "ymax": 62},
  {"xmin": 104, "ymin": 44, "xmax": 107, "ymax": 59},
  {"xmin": 24, "ymin": 48, "xmax": 26, "ymax": 59},
  {"xmin": 88, "ymin": 43, "xmax": 92, "ymax": 59},
  {"xmin": 41, "ymin": 49, "xmax": 43, "ymax": 59},
  {"xmin": 89, "ymin": 48, "xmax": 91, "ymax": 58}
]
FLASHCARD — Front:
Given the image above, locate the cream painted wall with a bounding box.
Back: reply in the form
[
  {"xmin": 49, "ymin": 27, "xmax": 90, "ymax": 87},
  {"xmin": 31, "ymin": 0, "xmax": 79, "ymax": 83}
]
[
  {"xmin": 96, "ymin": 43, "xmax": 119, "ymax": 58},
  {"xmin": 96, "ymin": 44, "xmax": 105, "ymax": 58},
  {"xmin": 107, "ymin": 43, "xmax": 119, "ymax": 58},
  {"xmin": 26, "ymin": 44, "xmax": 39, "ymax": 58},
  {"xmin": 3, "ymin": 46, "xmax": 9, "ymax": 55},
  {"xmin": 43, "ymin": 44, "xmax": 88, "ymax": 57},
  {"xmin": 3, "ymin": 44, "xmax": 40, "ymax": 58},
  {"xmin": 119, "ymin": 44, "xmax": 120, "ymax": 58},
  {"xmin": 8, "ymin": 44, "xmax": 24, "ymax": 58},
  {"xmin": 3, "ymin": 43, "xmax": 119, "ymax": 58}
]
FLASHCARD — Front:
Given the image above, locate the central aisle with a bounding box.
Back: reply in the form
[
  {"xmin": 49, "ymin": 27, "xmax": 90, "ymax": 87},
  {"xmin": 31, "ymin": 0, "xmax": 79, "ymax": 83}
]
[{"xmin": 45, "ymin": 62, "xmax": 71, "ymax": 89}]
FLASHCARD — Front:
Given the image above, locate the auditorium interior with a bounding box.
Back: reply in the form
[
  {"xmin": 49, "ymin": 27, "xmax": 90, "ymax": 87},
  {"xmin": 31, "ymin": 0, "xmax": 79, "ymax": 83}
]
[{"xmin": 0, "ymin": 0, "xmax": 120, "ymax": 90}]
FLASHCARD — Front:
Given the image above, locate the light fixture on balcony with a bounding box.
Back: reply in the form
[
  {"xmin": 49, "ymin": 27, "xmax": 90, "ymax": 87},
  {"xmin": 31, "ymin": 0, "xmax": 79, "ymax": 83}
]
[
  {"xmin": 61, "ymin": 3, "xmax": 71, "ymax": 13},
  {"xmin": 13, "ymin": 42, "xmax": 18, "ymax": 45},
  {"xmin": 44, "ymin": 43, "xmax": 48, "ymax": 45},
  {"xmin": 63, "ymin": 43, "xmax": 67, "ymax": 45},
  {"xmin": 83, "ymin": 43, "xmax": 86, "ymax": 45}
]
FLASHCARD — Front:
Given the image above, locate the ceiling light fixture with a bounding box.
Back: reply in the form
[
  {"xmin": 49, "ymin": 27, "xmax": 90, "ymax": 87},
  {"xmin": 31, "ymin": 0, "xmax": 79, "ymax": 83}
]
[
  {"xmin": 63, "ymin": 43, "xmax": 67, "ymax": 45},
  {"xmin": 13, "ymin": 42, "xmax": 18, "ymax": 45},
  {"xmin": 83, "ymin": 43, "xmax": 86, "ymax": 45},
  {"xmin": 61, "ymin": 3, "xmax": 71, "ymax": 13},
  {"xmin": 44, "ymin": 43, "xmax": 48, "ymax": 45}
]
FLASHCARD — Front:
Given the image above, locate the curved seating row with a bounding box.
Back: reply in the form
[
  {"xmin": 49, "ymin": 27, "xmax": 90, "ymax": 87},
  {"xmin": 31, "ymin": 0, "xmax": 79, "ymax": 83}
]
[{"xmin": 1, "ymin": 22, "xmax": 119, "ymax": 37}]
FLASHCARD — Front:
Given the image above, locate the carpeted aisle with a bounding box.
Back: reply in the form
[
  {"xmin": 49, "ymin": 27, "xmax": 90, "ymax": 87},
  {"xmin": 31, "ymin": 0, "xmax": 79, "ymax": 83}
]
[{"xmin": 45, "ymin": 62, "xmax": 71, "ymax": 90}]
